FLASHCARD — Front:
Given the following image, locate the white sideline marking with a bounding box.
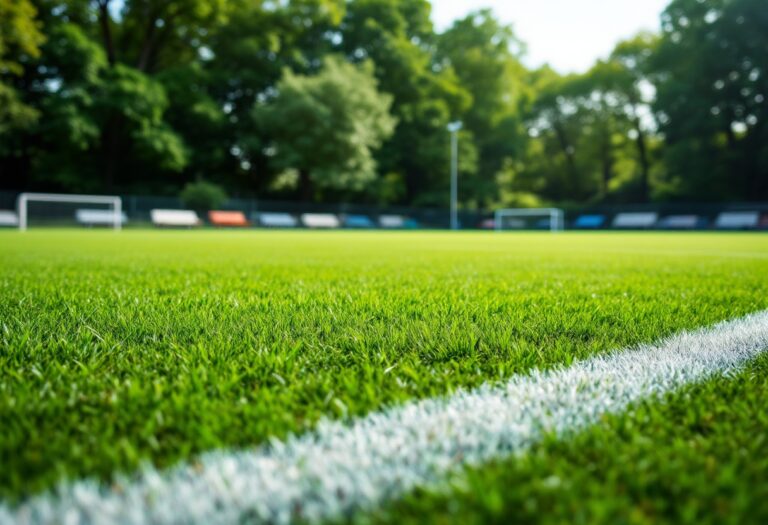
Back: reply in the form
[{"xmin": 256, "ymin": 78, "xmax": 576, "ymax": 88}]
[{"xmin": 3, "ymin": 312, "xmax": 768, "ymax": 525}]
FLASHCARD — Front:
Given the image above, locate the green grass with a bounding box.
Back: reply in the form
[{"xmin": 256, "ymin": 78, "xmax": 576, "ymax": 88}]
[
  {"xmin": 361, "ymin": 353, "xmax": 768, "ymax": 525},
  {"xmin": 1, "ymin": 230, "xmax": 767, "ymax": 512}
]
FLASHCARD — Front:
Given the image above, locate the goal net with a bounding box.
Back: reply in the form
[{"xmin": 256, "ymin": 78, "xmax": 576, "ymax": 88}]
[
  {"xmin": 18, "ymin": 193, "xmax": 124, "ymax": 230},
  {"xmin": 494, "ymin": 208, "xmax": 565, "ymax": 232}
]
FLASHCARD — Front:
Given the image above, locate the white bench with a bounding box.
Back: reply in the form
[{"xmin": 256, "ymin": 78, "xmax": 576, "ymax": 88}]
[
  {"xmin": 75, "ymin": 209, "xmax": 128, "ymax": 227},
  {"xmin": 379, "ymin": 215, "xmax": 406, "ymax": 229},
  {"xmin": 301, "ymin": 213, "xmax": 340, "ymax": 229},
  {"xmin": 612, "ymin": 212, "xmax": 658, "ymax": 229},
  {"xmin": 150, "ymin": 209, "xmax": 201, "ymax": 227},
  {"xmin": 256, "ymin": 212, "xmax": 298, "ymax": 228},
  {"xmin": 0, "ymin": 210, "xmax": 19, "ymax": 227},
  {"xmin": 714, "ymin": 211, "xmax": 759, "ymax": 229},
  {"xmin": 658, "ymin": 215, "xmax": 700, "ymax": 229}
]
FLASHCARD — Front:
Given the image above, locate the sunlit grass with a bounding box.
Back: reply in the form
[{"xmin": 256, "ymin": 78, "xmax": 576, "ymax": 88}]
[
  {"xmin": 1, "ymin": 230, "xmax": 767, "ymax": 502},
  {"xmin": 368, "ymin": 353, "xmax": 768, "ymax": 525}
]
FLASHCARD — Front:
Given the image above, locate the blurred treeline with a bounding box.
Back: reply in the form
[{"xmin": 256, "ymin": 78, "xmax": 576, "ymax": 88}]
[{"xmin": 1, "ymin": 0, "xmax": 766, "ymax": 206}]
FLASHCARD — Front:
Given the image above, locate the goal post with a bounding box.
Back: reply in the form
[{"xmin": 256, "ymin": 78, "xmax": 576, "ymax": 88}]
[
  {"xmin": 494, "ymin": 208, "xmax": 565, "ymax": 232},
  {"xmin": 17, "ymin": 192, "xmax": 123, "ymax": 231}
]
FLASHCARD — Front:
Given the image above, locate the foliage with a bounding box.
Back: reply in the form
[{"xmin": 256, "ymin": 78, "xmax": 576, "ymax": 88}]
[
  {"xmin": 437, "ymin": 9, "xmax": 528, "ymax": 206},
  {"xmin": 253, "ymin": 56, "xmax": 396, "ymax": 199},
  {"xmin": 180, "ymin": 179, "xmax": 228, "ymax": 211},
  {"xmin": 338, "ymin": 0, "xmax": 472, "ymax": 205},
  {"xmin": 0, "ymin": 0, "xmax": 44, "ymax": 145},
  {"xmin": 0, "ymin": 0, "xmax": 44, "ymax": 75},
  {"xmin": 0, "ymin": 83, "xmax": 38, "ymax": 140},
  {"xmin": 0, "ymin": 0, "xmax": 766, "ymax": 205},
  {"xmin": 652, "ymin": 0, "xmax": 768, "ymax": 201}
]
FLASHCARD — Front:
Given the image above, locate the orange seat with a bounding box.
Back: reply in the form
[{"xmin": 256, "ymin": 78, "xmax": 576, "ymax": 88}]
[{"xmin": 208, "ymin": 210, "xmax": 250, "ymax": 227}]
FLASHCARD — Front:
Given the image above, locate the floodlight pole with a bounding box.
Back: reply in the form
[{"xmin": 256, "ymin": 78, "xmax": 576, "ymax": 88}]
[{"xmin": 448, "ymin": 121, "xmax": 462, "ymax": 230}]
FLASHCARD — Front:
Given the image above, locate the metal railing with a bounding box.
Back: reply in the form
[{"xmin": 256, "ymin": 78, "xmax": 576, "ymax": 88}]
[{"xmin": 1, "ymin": 190, "xmax": 767, "ymax": 230}]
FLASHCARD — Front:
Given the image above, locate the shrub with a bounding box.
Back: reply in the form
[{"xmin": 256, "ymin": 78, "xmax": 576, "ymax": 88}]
[{"xmin": 180, "ymin": 180, "xmax": 227, "ymax": 212}]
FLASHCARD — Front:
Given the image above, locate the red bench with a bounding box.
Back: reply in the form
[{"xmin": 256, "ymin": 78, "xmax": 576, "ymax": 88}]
[{"xmin": 208, "ymin": 211, "xmax": 250, "ymax": 227}]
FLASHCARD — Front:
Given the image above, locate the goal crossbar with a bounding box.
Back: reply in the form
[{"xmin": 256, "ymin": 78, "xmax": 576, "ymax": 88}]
[
  {"xmin": 494, "ymin": 208, "xmax": 565, "ymax": 232},
  {"xmin": 17, "ymin": 192, "xmax": 123, "ymax": 231}
]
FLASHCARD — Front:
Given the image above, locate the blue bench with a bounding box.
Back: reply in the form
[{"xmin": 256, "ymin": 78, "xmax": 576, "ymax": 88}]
[
  {"xmin": 343, "ymin": 215, "xmax": 376, "ymax": 228},
  {"xmin": 573, "ymin": 215, "xmax": 605, "ymax": 229}
]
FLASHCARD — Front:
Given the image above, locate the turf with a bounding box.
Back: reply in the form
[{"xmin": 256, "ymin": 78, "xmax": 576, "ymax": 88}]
[
  {"xmin": 366, "ymin": 354, "xmax": 768, "ymax": 525},
  {"xmin": 1, "ymin": 230, "xmax": 767, "ymax": 508}
]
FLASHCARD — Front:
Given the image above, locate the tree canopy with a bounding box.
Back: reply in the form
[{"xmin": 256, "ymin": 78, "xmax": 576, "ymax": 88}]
[
  {"xmin": 254, "ymin": 56, "xmax": 396, "ymax": 200},
  {"xmin": 1, "ymin": 0, "xmax": 766, "ymax": 206}
]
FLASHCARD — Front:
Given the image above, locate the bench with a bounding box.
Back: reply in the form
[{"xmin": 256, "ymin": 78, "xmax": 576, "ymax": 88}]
[
  {"xmin": 301, "ymin": 213, "xmax": 341, "ymax": 229},
  {"xmin": 611, "ymin": 212, "xmax": 658, "ymax": 229},
  {"xmin": 714, "ymin": 211, "xmax": 759, "ymax": 229},
  {"xmin": 0, "ymin": 210, "xmax": 19, "ymax": 227},
  {"xmin": 500, "ymin": 218, "xmax": 526, "ymax": 230},
  {"xmin": 573, "ymin": 214, "xmax": 605, "ymax": 229},
  {"xmin": 379, "ymin": 215, "xmax": 406, "ymax": 229},
  {"xmin": 209, "ymin": 210, "xmax": 249, "ymax": 227},
  {"xmin": 343, "ymin": 214, "xmax": 375, "ymax": 228},
  {"xmin": 657, "ymin": 215, "xmax": 702, "ymax": 230},
  {"xmin": 534, "ymin": 217, "xmax": 554, "ymax": 230},
  {"xmin": 150, "ymin": 209, "xmax": 201, "ymax": 227},
  {"xmin": 479, "ymin": 218, "xmax": 496, "ymax": 230},
  {"xmin": 75, "ymin": 209, "xmax": 128, "ymax": 227},
  {"xmin": 255, "ymin": 212, "xmax": 298, "ymax": 228}
]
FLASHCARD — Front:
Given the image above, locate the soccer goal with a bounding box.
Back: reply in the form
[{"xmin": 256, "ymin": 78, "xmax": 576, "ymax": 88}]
[
  {"xmin": 17, "ymin": 192, "xmax": 124, "ymax": 231},
  {"xmin": 494, "ymin": 208, "xmax": 565, "ymax": 232}
]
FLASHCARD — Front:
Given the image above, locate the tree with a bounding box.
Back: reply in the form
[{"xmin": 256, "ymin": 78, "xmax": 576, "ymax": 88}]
[
  {"xmin": 180, "ymin": 179, "xmax": 227, "ymax": 212},
  {"xmin": 436, "ymin": 10, "xmax": 528, "ymax": 206},
  {"xmin": 339, "ymin": 0, "xmax": 472, "ymax": 205},
  {"xmin": 0, "ymin": 0, "xmax": 44, "ymax": 76},
  {"xmin": 0, "ymin": 0, "xmax": 44, "ymax": 152},
  {"xmin": 22, "ymin": 22, "xmax": 188, "ymax": 192},
  {"xmin": 653, "ymin": 0, "xmax": 768, "ymax": 201},
  {"xmin": 253, "ymin": 56, "xmax": 396, "ymax": 200},
  {"xmin": 606, "ymin": 33, "xmax": 660, "ymax": 201},
  {"xmin": 203, "ymin": 0, "xmax": 347, "ymax": 196},
  {"xmin": 518, "ymin": 34, "xmax": 660, "ymax": 206},
  {"xmin": 156, "ymin": 64, "xmax": 229, "ymax": 184},
  {"xmin": 522, "ymin": 71, "xmax": 589, "ymax": 201}
]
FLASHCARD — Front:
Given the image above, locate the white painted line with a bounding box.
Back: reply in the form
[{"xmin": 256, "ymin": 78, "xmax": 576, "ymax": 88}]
[{"xmin": 3, "ymin": 311, "xmax": 768, "ymax": 525}]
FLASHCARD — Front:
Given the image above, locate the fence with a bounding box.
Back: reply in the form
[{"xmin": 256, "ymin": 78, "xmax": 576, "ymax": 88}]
[
  {"xmin": 0, "ymin": 191, "xmax": 485, "ymax": 229},
  {"xmin": 1, "ymin": 190, "xmax": 767, "ymax": 230}
]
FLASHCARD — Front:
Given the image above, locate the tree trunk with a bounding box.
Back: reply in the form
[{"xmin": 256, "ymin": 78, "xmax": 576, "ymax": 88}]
[
  {"xmin": 633, "ymin": 117, "xmax": 650, "ymax": 203},
  {"xmin": 97, "ymin": 1, "xmax": 116, "ymax": 66},
  {"xmin": 137, "ymin": 17, "xmax": 158, "ymax": 72},
  {"xmin": 723, "ymin": 112, "xmax": 748, "ymax": 199},
  {"xmin": 96, "ymin": 0, "xmax": 118, "ymax": 191},
  {"xmin": 299, "ymin": 169, "xmax": 313, "ymax": 202},
  {"xmin": 552, "ymin": 120, "xmax": 579, "ymax": 196},
  {"xmin": 102, "ymin": 115, "xmax": 120, "ymax": 192},
  {"xmin": 600, "ymin": 138, "xmax": 613, "ymax": 198},
  {"xmin": 743, "ymin": 124, "xmax": 764, "ymax": 199}
]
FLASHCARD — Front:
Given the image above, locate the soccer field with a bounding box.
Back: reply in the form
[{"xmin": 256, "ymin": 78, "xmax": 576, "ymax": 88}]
[{"xmin": 2, "ymin": 231, "xmax": 768, "ymax": 524}]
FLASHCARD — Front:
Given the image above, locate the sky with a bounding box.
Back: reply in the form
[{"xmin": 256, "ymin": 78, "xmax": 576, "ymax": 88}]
[{"xmin": 431, "ymin": 0, "xmax": 670, "ymax": 73}]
